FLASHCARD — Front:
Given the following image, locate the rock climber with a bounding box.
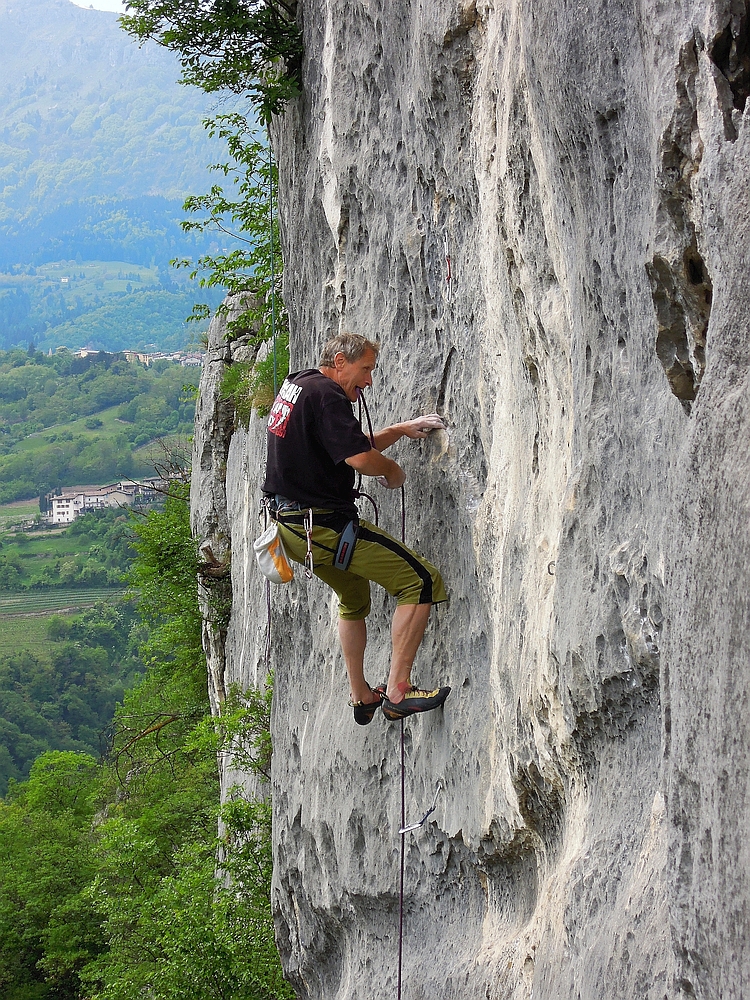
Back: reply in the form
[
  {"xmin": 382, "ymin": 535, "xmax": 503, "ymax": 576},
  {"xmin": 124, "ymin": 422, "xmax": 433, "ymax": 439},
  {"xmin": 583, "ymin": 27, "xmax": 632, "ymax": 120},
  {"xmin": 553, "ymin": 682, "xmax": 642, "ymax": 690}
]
[{"xmin": 263, "ymin": 332, "xmax": 450, "ymax": 725}]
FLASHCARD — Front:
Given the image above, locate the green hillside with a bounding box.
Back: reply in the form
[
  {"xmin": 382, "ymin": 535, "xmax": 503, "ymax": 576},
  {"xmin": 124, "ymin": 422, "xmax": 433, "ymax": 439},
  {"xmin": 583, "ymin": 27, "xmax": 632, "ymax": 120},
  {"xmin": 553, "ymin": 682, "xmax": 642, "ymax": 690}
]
[
  {"xmin": 0, "ymin": 347, "xmax": 196, "ymax": 502},
  {"xmin": 0, "ymin": 0, "xmax": 230, "ymax": 261},
  {"xmin": 0, "ymin": 260, "xmax": 223, "ymax": 352},
  {"xmin": 36, "ymin": 287, "xmax": 202, "ymax": 353},
  {"xmin": 0, "ymin": 0, "xmax": 233, "ymax": 352},
  {"xmin": 0, "ymin": 599, "xmax": 142, "ymax": 793}
]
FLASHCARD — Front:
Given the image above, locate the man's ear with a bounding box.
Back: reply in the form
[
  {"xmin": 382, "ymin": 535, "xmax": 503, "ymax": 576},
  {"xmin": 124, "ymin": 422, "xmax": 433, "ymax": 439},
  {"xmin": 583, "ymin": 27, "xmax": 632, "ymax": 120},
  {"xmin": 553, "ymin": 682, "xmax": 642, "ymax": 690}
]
[{"xmin": 334, "ymin": 352, "xmax": 347, "ymax": 369}]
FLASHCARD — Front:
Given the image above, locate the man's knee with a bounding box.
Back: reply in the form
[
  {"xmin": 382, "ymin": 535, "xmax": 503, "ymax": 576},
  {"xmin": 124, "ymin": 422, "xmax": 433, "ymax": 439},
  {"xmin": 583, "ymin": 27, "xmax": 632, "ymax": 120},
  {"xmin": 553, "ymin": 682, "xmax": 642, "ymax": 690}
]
[
  {"xmin": 336, "ymin": 582, "xmax": 371, "ymax": 619},
  {"xmin": 394, "ymin": 565, "xmax": 446, "ymax": 605},
  {"xmin": 312, "ymin": 563, "xmax": 372, "ymax": 620}
]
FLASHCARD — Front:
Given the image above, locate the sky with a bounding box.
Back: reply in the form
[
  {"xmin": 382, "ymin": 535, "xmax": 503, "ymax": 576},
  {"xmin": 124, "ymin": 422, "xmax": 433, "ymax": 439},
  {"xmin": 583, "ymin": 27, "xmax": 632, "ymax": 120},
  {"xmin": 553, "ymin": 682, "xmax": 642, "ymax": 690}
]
[{"xmin": 68, "ymin": 0, "xmax": 126, "ymax": 11}]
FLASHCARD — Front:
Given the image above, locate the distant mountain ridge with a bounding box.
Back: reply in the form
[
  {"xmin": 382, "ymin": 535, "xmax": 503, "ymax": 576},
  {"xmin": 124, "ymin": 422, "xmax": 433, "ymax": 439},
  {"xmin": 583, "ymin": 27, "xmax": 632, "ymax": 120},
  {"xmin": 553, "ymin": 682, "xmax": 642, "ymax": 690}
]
[
  {"xmin": 0, "ymin": 0, "xmax": 233, "ymax": 350},
  {"xmin": 0, "ymin": 0, "xmax": 225, "ymax": 208},
  {"xmin": 0, "ymin": 0, "xmax": 235, "ymax": 267}
]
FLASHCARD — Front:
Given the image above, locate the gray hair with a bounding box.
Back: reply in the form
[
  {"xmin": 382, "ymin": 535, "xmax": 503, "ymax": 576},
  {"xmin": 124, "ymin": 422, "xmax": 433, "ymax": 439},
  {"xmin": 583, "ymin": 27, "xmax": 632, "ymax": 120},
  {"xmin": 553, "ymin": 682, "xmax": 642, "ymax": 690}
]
[{"xmin": 320, "ymin": 333, "xmax": 380, "ymax": 368}]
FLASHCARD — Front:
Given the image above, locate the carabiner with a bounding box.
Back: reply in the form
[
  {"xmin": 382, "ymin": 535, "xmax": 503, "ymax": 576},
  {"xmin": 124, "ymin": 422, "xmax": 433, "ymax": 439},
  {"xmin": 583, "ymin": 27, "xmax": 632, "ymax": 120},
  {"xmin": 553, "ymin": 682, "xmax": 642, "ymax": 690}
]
[{"xmin": 304, "ymin": 508, "xmax": 314, "ymax": 579}]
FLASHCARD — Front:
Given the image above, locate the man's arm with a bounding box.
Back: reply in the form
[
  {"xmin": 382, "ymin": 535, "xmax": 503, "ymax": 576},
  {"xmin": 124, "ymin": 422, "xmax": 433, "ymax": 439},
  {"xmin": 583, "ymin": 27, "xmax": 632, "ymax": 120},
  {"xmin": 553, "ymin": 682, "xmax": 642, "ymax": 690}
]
[
  {"xmin": 345, "ymin": 449, "xmax": 406, "ymax": 489},
  {"xmin": 371, "ymin": 413, "xmax": 446, "ymax": 452}
]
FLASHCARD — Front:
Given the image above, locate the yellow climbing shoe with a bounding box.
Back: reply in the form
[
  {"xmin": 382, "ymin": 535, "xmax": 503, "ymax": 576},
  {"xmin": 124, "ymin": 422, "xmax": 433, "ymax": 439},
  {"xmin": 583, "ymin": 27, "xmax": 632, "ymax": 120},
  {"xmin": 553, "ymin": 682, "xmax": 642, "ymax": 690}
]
[{"xmin": 381, "ymin": 685, "xmax": 451, "ymax": 721}]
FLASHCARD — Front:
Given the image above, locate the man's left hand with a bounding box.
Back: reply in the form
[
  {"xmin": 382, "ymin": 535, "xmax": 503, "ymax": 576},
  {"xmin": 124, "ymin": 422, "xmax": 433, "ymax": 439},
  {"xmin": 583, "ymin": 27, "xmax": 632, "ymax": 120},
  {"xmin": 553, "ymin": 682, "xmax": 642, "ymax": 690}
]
[{"xmin": 401, "ymin": 414, "xmax": 447, "ymax": 439}]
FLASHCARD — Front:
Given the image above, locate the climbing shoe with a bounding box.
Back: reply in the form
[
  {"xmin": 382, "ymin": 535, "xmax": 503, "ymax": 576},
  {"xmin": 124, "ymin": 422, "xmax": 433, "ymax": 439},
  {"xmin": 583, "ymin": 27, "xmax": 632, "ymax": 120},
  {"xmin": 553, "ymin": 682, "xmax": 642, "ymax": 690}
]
[
  {"xmin": 350, "ymin": 685, "xmax": 386, "ymax": 726},
  {"xmin": 381, "ymin": 685, "xmax": 451, "ymax": 721}
]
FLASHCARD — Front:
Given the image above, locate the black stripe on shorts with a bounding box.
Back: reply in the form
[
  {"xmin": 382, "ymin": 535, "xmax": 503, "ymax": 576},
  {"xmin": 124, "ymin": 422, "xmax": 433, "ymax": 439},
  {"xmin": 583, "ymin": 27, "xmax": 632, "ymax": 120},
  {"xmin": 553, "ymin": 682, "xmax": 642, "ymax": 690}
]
[{"xmin": 356, "ymin": 525, "xmax": 434, "ymax": 604}]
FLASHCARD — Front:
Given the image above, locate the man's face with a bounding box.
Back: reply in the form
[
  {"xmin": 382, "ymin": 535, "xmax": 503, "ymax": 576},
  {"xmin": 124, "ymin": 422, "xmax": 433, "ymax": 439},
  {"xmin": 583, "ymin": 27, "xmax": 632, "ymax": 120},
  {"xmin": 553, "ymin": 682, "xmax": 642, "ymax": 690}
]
[{"xmin": 332, "ymin": 349, "xmax": 377, "ymax": 401}]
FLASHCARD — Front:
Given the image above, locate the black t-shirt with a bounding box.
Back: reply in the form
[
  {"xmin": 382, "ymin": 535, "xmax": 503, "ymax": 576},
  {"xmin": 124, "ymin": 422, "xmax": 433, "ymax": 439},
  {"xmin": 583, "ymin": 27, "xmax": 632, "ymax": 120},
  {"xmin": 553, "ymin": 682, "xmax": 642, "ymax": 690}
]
[{"xmin": 262, "ymin": 369, "xmax": 372, "ymax": 515}]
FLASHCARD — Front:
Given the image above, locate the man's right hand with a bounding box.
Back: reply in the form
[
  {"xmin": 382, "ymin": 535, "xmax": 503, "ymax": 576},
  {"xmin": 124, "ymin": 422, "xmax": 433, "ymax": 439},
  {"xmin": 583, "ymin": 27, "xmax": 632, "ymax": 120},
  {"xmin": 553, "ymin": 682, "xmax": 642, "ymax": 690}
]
[{"xmin": 346, "ymin": 449, "xmax": 406, "ymax": 489}]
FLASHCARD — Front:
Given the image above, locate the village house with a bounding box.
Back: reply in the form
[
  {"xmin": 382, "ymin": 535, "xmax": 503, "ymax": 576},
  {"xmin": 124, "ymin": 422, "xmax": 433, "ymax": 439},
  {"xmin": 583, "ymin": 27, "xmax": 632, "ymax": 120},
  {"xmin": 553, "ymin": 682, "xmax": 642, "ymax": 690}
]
[{"xmin": 43, "ymin": 480, "xmax": 163, "ymax": 525}]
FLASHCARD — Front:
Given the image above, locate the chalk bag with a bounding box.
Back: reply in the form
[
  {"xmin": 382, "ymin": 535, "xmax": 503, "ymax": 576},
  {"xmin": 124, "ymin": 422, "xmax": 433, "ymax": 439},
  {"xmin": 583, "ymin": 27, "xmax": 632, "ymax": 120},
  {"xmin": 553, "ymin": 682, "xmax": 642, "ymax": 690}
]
[{"xmin": 253, "ymin": 523, "xmax": 294, "ymax": 584}]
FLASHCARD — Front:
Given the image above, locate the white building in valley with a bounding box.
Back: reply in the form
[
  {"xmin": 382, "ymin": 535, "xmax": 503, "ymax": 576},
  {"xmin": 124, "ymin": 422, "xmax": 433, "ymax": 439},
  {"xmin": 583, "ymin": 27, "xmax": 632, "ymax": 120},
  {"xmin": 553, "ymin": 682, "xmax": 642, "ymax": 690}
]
[{"xmin": 44, "ymin": 480, "xmax": 162, "ymax": 525}]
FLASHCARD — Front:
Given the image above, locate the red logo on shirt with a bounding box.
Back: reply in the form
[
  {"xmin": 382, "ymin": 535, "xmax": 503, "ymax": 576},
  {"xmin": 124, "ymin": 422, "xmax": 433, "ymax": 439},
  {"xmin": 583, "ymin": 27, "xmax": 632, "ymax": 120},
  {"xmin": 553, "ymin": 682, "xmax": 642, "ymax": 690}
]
[
  {"xmin": 267, "ymin": 378, "xmax": 303, "ymax": 438},
  {"xmin": 268, "ymin": 398, "xmax": 293, "ymax": 437}
]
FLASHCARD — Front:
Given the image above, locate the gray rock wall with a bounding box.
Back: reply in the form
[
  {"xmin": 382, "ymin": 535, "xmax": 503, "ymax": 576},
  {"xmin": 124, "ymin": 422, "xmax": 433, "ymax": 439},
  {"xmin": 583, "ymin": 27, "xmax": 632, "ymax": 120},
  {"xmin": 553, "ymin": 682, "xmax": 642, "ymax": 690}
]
[{"xmin": 191, "ymin": 1, "xmax": 750, "ymax": 997}]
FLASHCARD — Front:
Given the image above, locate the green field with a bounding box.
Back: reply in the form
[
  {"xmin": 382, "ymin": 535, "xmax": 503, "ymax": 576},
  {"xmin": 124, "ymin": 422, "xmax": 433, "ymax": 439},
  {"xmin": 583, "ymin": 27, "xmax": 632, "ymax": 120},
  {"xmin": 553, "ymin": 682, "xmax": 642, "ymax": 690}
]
[
  {"xmin": 0, "ymin": 587, "xmax": 126, "ymax": 615},
  {"xmin": 0, "ymin": 260, "xmax": 161, "ymax": 308},
  {"xmin": 0, "ymin": 587, "xmax": 126, "ymax": 656},
  {"xmin": 0, "ymin": 498, "xmax": 39, "ymax": 530},
  {"xmin": 13, "ymin": 405, "xmax": 189, "ymax": 460},
  {"xmin": 0, "ymin": 348, "xmax": 196, "ymax": 502},
  {"xmin": 14, "ymin": 403, "xmax": 126, "ymax": 450},
  {"xmin": 0, "ymin": 504, "xmax": 135, "ymax": 591},
  {"xmin": 12, "ymin": 402, "xmax": 160, "ymax": 477},
  {"xmin": 0, "ymin": 613, "xmax": 65, "ymax": 658},
  {"xmin": 2, "ymin": 529, "xmax": 109, "ymax": 579}
]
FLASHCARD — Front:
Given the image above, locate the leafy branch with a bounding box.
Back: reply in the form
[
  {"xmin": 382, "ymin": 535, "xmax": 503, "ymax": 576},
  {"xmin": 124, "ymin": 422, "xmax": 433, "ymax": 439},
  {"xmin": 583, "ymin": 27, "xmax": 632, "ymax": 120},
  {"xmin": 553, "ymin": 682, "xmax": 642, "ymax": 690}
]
[
  {"xmin": 171, "ymin": 113, "xmax": 290, "ymax": 420},
  {"xmin": 174, "ymin": 114, "xmax": 285, "ymax": 341},
  {"xmin": 120, "ymin": 0, "xmax": 303, "ymax": 123}
]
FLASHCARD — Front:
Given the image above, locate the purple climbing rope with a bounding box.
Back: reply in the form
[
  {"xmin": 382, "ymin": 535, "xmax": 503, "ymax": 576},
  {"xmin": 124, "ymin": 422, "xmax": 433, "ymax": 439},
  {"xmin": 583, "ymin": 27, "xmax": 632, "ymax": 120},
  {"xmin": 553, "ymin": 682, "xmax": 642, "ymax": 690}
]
[
  {"xmin": 265, "ymin": 578, "xmax": 272, "ymax": 670},
  {"xmin": 397, "ymin": 485, "xmax": 406, "ymax": 1000},
  {"xmin": 398, "ymin": 718, "xmax": 405, "ymax": 1000},
  {"xmin": 357, "ymin": 396, "xmax": 409, "ymax": 998}
]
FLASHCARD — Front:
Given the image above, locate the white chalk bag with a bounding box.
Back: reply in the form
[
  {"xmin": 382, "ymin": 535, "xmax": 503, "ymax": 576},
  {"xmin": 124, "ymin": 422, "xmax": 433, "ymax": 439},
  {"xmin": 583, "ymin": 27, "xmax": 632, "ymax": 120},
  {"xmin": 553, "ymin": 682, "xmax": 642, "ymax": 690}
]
[{"xmin": 253, "ymin": 522, "xmax": 294, "ymax": 584}]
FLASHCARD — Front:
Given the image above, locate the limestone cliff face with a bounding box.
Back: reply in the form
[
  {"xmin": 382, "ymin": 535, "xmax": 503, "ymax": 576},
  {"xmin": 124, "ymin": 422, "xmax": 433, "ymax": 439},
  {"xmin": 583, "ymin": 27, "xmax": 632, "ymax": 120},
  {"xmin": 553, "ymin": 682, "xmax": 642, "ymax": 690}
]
[{"xmin": 191, "ymin": 1, "xmax": 750, "ymax": 997}]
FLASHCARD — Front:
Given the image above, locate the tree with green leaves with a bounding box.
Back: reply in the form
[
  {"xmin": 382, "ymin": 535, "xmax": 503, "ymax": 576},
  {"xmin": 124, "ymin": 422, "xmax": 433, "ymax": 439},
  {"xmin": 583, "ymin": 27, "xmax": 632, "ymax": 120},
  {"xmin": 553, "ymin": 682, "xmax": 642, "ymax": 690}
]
[
  {"xmin": 172, "ymin": 111, "xmax": 290, "ymax": 416},
  {"xmin": 120, "ymin": 2, "xmax": 294, "ymax": 418},
  {"xmin": 120, "ymin": 1, "xmax": 303, "ymax": 123},
  {"xmin": 0, "ymin": 752, "xmax": 103, "ymax": 999},
  {"xmin": 175, "ymin": 114, "xmax": 285, "ymax": 344},
  {"xmin": 0, "ymin": 482, "xmax": 291, "ymax": 999}
]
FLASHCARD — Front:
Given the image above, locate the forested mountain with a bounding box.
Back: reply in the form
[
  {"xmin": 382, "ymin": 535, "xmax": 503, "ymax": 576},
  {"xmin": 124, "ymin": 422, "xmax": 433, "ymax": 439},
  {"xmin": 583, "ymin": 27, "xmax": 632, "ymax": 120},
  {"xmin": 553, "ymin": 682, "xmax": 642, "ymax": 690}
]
[
  {"xmin": 0, "ymin": 0, "xmax": 234, "ymax": 351},
  {"xmin": 0, "ymin": 0, "xmax": 230, "ymax": 265},
  {"xmin": 0, "ymin": 262, "xmax": 214, "ymax": 354}
]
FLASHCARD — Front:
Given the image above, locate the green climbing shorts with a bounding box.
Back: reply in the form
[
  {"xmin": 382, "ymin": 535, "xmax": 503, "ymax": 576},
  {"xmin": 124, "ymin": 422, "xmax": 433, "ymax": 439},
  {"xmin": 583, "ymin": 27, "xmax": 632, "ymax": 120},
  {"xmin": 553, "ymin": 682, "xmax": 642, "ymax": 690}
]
[{"xmin": 275, "ymin": 510, "xmax": 447, "ymax": 621}]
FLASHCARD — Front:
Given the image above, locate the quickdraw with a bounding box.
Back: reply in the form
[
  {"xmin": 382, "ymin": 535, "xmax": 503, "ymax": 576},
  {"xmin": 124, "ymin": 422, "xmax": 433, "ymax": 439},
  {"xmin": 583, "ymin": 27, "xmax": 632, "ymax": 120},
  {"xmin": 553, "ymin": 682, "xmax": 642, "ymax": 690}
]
[
  {"xmin": 444, "ymin": 233, "xmax": 453, "ymax": 304},
  {"xmin": 303, "ymin": 507, "xmax": 314, "ymax": 579},
  {"xmin": 399, "ymin": 780, "xmax": 443, "ymax": 835}
]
